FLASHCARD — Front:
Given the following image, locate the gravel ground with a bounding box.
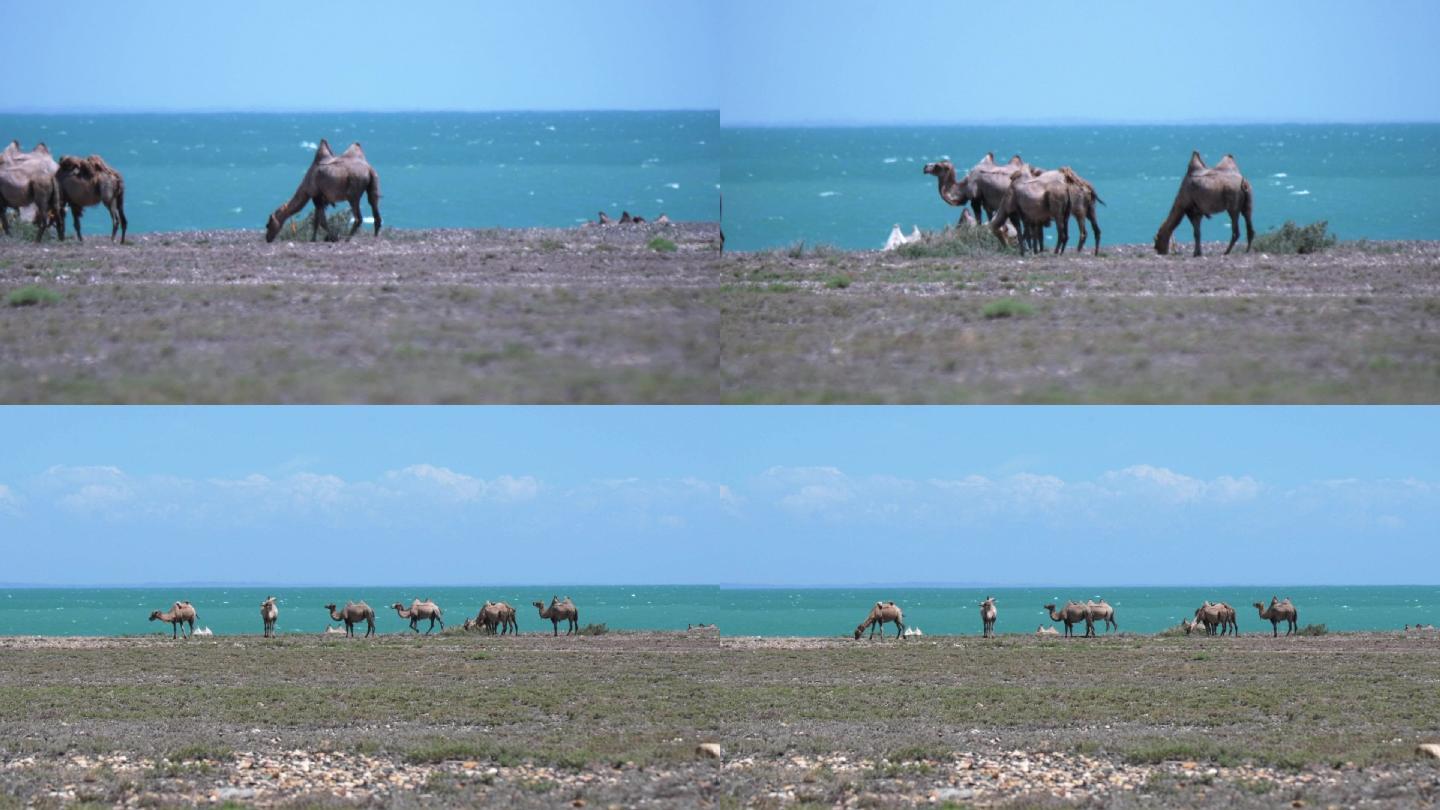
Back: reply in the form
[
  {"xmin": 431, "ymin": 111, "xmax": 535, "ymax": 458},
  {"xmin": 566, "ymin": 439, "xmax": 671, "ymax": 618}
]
[
  {"xmin": 720, "ymin": 241, "xmax": 1440, "ymax": 402},
  {"xmin": 0, "ymin": 223, "xmax": 720, "ymax": 403},
  {"xmin": 1, "ymin": 632, "xmax": 1437, "ymax": 808}
]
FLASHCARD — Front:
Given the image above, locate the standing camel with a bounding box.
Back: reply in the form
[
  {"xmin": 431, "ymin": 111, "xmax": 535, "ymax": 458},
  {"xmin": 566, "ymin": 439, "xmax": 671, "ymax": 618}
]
[
  {"xmin": 149, "ymin": 601, "xmax": 198, "ymax": 639},
  {"xmin": 1085, "ymin": 600, "xmax": 1118, "ymax": 634},
  {"xmin": 533, "ymin": 596, "xmax": 579, "ymax": 636},
  {"xmin": 854, "ymin": 601, "xmax": 905, "ymax": 640},
  {"xmin": 56, "ymin": 155, "xmax": 127, "ymax": 243},
  {"xmin": 260, "ymin": 596, "xmax": 279, "ymax": 638},
  {"xmin": 325, "ymin": 602, "xmax": 377, "ymax": 637},
  {"xmin": 1253, "ymin": 597, "xmax": 1298, "ymax": 637},
  {"xmin": 474, "ymin": 601, "xmax": 519, "ymax": 635},
  {"xmin": 1195, "ymin": 602, "xmax": 1239, "ymax": 636},
  {"xmin": 923, "ymin": 153, "xmax": 1030, "ymax": 223},
  {"xmin": 979, "ymin": 596, "xmax": 997, "ymax": 638},
  {"xmin": 0, "ymin": 140, "xmax": 63, "ymax": 242},
  {"xmin": 1154, "ymin": 151, "xmax": 1255, "ymax": 256},
  {"xmin": 1059, "ymin": 166, "xmax": 1104, "ymax": 255},
  {"xmin": 392, "ymin": 599, "xmax": 445, "ymax": 634},
  {"xmin": 1043, "ymin": 602, "xmax": 1093, "ymax": 638},
  {"xmin": 990, "ymin": 169, "xmax": 1072, "ymax": 255},
  {"xmin": 264, "ymin": 139, "xmax": 382, "ymax": 243}
]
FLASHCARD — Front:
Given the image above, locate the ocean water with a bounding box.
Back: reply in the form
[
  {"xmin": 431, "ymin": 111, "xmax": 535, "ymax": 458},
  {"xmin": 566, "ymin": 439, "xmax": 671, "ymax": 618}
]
[
  {"xmin": 720, "ymin": 124, "xmax": 1440, "ymax": 251},
  {"xmin": 2, "ymin": 111, "xmax": 718, "ymax": 232},
  {"xmin": 0, "ymin": 586, "xmax": 718, "ymax": 637},
  {"xmin": 2, "ymin": 585, "xmax": 1435, "ymax": 637}
]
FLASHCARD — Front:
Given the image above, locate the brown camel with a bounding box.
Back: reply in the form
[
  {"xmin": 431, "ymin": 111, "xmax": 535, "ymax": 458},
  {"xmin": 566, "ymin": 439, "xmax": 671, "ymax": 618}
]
[
  {"xmin": 149, "ymin": 601, "xmax": 198, "ymax": 639},
  {"xmin": 260, "ymin": 596, "xmax": 279, "ymax": 638},
  {"xmin": 1085, "ymin": 600, "xmax": 1118, "ymax": 634},
  {"xmin": 979, "ymin": 596, "xmax": 997, "ymax": 638},
  {"xmin": 392, "ymin": 599, "xmax": 445, "ymax": 634},
  {"xmin": 474, "ymin": 601, "xmax": 519, "ymax": 635},
  {"xmin": 854, "ymin": 601, "xmax": 905, "ymax": 640},
  {"xmin": 1043, "ymin": 602, "xmax": 1093, "ymax": 637},
  {"xmin": 0, "ymin": 141, "xmax": 63, "ymax": 242},
  {"xmin": 923, "ymin": 153, "xmax": 1030, "ymax": 224},
  {"xmin": 1253, "ymin": 597, "xmax": 1298, "ymax": 637},
  {"xmin": 1058, "ymin": 166, "xmax": 1104, "ymax": 255},
  {"xmin": 56, "ymin": 154, "xmax": 127, "ymax": 243},
  {"xmin": 533, "ymin": 596, "xmax": 579, "ymax": 636},
  {"xmin": 1154, "ymin": 151, "xmax": 1255, "ymax": 256},
  {"xmin": 264, "ymin": 139, "xmax": 381, "ymax": 243},
  {"xmin": 325, "ymin": 601, "xmax": 376, "ymax": 637},
  {"xmin": 991, "ymin": 169, "xmax": 1072, "ymax": 255}
]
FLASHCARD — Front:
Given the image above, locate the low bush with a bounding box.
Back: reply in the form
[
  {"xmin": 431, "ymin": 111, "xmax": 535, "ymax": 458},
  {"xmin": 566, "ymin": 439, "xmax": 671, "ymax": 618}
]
[{"xmin": 1252, "ymin": 220, "xmax": 1336, "ymax": 254}]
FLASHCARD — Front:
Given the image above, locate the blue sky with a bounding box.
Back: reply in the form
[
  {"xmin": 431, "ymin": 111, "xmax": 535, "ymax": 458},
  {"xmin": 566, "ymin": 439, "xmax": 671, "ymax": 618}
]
[
  {"xmin": 1, "ymin": 407, "xmax": 1436, "ymax": 586},
  {"xmin": 0, "ymin": 1, "xmax": 717, "ymax": 113},
  {"xmin": 721, "ymin": 0, "xmax": 1440, "ymax": 125}
]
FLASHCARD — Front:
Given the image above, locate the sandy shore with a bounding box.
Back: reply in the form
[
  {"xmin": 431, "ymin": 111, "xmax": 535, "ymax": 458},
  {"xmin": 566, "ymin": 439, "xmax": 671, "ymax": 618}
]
[
  {"xmin": 1, "ymin": 632, "xmax": 1437, "ymax": 807},
  {"xmin": 0, "ymin": 223, "xmax": 720, "ymax": 403}
]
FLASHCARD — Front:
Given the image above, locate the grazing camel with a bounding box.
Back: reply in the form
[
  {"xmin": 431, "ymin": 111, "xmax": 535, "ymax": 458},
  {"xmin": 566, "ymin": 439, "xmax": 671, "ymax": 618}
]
[
  {"xmin": 264, "ymin": 139, "xmax": 381, "ymax": 243},
  {"xmin": 260, "ymin": 596, "xmax": 279, "ymax": 638},
  {"xmin": 325, "ymin": 602, "xmax": 377, "ymax": 637},
  {"xmin": 392, "ymin": 599, "xmax": 445, "ymax": 634},
  {"xmin": 1085, "ymin": 600, "xmax": 1118, "ymax": 634},
  {"xmin": 56, "ymin": 155, "xmax": 127, "ymax": 243},
  {"xmin": 853, "ymin": 601, "xmax": 905, "ymax": 640},
  {"xmin": 149, "ymin": 601, "xmax": 198, "ymax": 639},
  {"xmin": 1154, "ymin": 151, "xmax": 1255, "ymax": 256},
  {"xmin": 991, "ymin": 169, "xmax": 1072, "ymax": 255},
  {"xmin": 1043, "ymin": 602, "xmax": 1093, "ymax": 637},
  {"xmin": 1253, "ymin": 597, "xmax": 1298, "ymax": 637},
  {"xmin": 473, "ymin": 601, "xmax": 519, "ymax": 635},
  {"xmin": 1058, "ymin": 166, "xmax": 1104, "ymax": 255},
  {"xmin": 979, "ymin": 596, "xmax": 997, "ymax": 638},
  {"xmin": 0, "ymin": 141, "xmax": 63, "ymax": 242},
  {"xmin": 533, "ymin": 596, "xmax": 579, "ymax": 636}
]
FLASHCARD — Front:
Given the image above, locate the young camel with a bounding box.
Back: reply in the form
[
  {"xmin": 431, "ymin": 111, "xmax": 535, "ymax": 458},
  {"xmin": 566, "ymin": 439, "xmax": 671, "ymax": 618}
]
[
  {"xmin": 533, "ymin": 596, "xmax": 579, "ymax": 636},
  {"xmin": 149, "ymin": 601, "xmax": 198, "ymax": 639},
  {"xmin": 325, "ymin": 602, "xmax": 376, "ymax": 637},
  {"xmin": 1253, "ymin": 597, "xmax": 1299, "ymax": 637},
  {"xmin": 854, "ymin": 601, "xmax": 905, "ymax": 640},
  {"xmin": 260, "ymin": 596, "xmax": 279, "ymax": 638},
  {"xmin": 264, "ymin": 139, "xmax": 381, "ymax": 243},
  {"xmin": 978, "ymin": 596, "xmax": 998, "ymax": 638},
  {"xmin": 56, "ymin": 154, "xmax": 127, "ymax": 243},
  {"xmin": 392, "ymin": 599, "xmax": 445, "ymax": 634}
]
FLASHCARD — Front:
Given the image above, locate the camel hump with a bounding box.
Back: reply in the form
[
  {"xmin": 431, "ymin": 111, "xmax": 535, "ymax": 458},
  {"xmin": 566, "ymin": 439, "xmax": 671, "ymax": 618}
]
[
  {"xmin": 1215, "ymin": 154, "xmax": 1240, "ymax": 171},
  {"xmin": 1188, "ymin": 151, "xmax": 1206, "ymax": 172},
  {"xmin": 315, "ymin": 140, "xmax": 334, "ymax": 161},
  {"xmin": 979, "ymin": 152, "xmax": 996, "ymax": 165},
  {"xmin": 33, "ymin": 143, "xmax": 50, "ymax": 155},
  {"xmin": 1007, "ymin": 154, "xmax": 1024, "ymax": 166},
  {"xmin": 340, "ymin": 142, "xmax": 365, "ymax": 159}
]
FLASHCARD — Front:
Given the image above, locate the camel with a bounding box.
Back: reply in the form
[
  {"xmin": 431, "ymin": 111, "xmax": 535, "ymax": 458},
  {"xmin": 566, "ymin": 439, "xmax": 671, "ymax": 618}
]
[
  {"xmin": 56, "ymin": 155, "xmax": 127, "ymax": 243},
  {"xmin": 392, "ymin": 599, "xmax": 445, "ymax": 634},
  {"xmin": 260, "ymin": 596, "xmax": 279, "ymax": 638},
  {"xmin": 1154, "ymin": 151, "xmax": 1255, "ymax": 256},
  {"xmin": 1085, "ymin": 600, "xmax": 1118, "ymax": 634},
  {"xmin": 1043, "ymin": 602, "xmax": 1093, "ymax": 638},
  {"xmin": 264, "ymin": 139, "xmax": 381, "ymax": 243},
  {"xmin": 1058, "ymin": 166, "xmax": 1104, "ymax": 255},
  {"xmin": 149, "ymin": 601, "xmax": 198, "ymax": 639},
  {"xmin": 853, "ymin": 601, "xmax": 905, "ymax": 640},
  {"xmin": 0, "ymin": 141, "xmax": 63, "ymax": 242},
  {"xmin": 474, "ymin": 601, "xmax": 519, "ymax": 635},
  {"xmin": 1253, "ymin": 597, "xmax": 1298, "ymax": 637},
  {"xmin": 597, "ymin": 211, "xmax": 613, "ymax": 225},
  {"xmin": 923, "ymin": 153, "xmax": 1029, "ymax": 224},
  {"xmin": 325, "ymin": 601, "xmax": 377, "ymax": 637},
  {"xmin": 979, "ymin": 596, "xmax": 997, "ymax": 638},
  {"xmin": 533, "ymin": 596, "xmax": 579, "ymax": 636},
  {"xmin": 990, "ymin": 169, "xmax": 1072, "ymax": 255},
  {"xmin": 1036, "ymin": 625, "xmax": 1060, "ymax": 636}
]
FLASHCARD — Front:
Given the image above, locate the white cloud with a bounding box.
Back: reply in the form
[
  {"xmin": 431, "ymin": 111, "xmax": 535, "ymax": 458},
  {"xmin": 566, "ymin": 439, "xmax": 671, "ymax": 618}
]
[
  {"xmin": 0, "ymin": 483, "xmax": 19, "ymax": 515},
  {"xmin": 1100, "ymin": 465, "xmax": 1260, "ymax": 503},
  {"xmin": 387, "ymin": 464, "xmax": 540, "ymax": 502}
]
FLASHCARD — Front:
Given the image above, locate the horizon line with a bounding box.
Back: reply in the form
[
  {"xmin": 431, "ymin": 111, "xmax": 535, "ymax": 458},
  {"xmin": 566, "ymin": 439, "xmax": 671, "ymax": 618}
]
[
  {"xmin": 2, "ymin": 582, "xmax": 1433, "ymax": 589},
  {"xmin": 0, "ymin": 106, "xmax": 719, "ymax": 116},
  {"xmin": 721, "ymin": 117, "xmax": 1440, "ymax": 129}
]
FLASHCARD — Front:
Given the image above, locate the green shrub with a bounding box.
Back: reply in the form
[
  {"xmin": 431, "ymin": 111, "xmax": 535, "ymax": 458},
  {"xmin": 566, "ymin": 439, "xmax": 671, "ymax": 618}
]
[
  {"xmin": 824, "ymin": 274, "xmax": 852, "ymax": 289},
  {"xmin": 982, "ymin": 298, "xmax": 1033, "ymax": 319},
  {"xmin": 647, "ymin": 237, "xmax": 678, "ymax": 253},
  {"xmin": 779, "ymin": 240, "xmax": 841, "ymax": 259},
  {"xmin": 6, "ymin": 285, "xmax": 61, "ymax": 307},
  {"xmin": 1296, "ymin": 623, "xmax": 1329, "ymax": 636},
  {"xmin": 576, "ymin": 623, "xmax": 609, "ymax": 636},
  {"xmin": 896, "ymin": 224, "xmax": 1010, "ymax": 258},
  {"xmin": 1252, "ymin": 220, "xmax": 1336, "ymax": 254},
  {"xmin": 290, "ymin": 209, "xmax": 358, "ymax": 241}
]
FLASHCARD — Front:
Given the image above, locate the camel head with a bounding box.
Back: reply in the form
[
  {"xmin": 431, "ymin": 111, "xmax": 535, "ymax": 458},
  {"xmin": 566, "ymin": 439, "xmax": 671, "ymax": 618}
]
[
  {"xmin": 148, "ymin": 610, "xmax": 163, "ymax": 622},
  {"xmin": 264, "ymin": 210, "xmax": 285, "ymax": 243},
  {"xmin": 1154, "ymin": 227, "xmax": 1172, "ymax": 255},
  {"xmin": 922, "ymin": 161, "xmax": 953, "ymax": 178},
  {"xmin": 853, "ymin": 623, "xmax": 867, "ymax": 640}
]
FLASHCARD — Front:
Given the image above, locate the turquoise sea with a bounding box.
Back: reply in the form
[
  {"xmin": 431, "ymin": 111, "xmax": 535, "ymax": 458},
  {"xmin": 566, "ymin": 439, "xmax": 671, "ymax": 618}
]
[
  {"xmin": 720, "ymin": 124, "xmax": 1440, "ymax": 251},
  {"xmin": 1, "ymin": 111, "xmax": 718, "ymax": 232},
  {"xmin": 3, "ymin": 585, "xmax": 1436, "ymax": 637}
]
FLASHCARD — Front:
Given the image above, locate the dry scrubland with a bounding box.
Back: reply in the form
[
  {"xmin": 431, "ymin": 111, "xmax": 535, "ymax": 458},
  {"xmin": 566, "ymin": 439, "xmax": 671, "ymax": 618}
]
[
  {"xmin": 3, "ymin": 231, "xmax": 1439, "ymax": 403},
  {"xmin": 1, "ymin": 632, "xmax": 1438, "ymax": 807},
  {"xmin": 0, "ymin": 224, "xmax": 720, "ymax": 403},
  {"xmin": 720, "ymin": 241, "xmax": 1440, "ymax": 403}
]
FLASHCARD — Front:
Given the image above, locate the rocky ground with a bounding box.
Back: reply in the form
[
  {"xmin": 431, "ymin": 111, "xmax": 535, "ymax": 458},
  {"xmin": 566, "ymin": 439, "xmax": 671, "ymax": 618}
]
[
  {"xmin": 1, "ymin": 632, "xmax": 1437, "ymax": 807},
  {"xmin": 0, "ymin": 223, "xmax": 720, "ymax": 403},
  {"xmin": 719, "ymin": 241, "xmax": 1440, "ymax": 402}
]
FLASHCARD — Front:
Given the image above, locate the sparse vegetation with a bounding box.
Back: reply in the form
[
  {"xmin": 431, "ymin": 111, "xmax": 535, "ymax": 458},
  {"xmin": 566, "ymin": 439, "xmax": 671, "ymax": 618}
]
[
  {"xmin": 646, "ymin": 237, "xmax": 677, "ymax": 253},
  {"xmin": 6, "ymin": 285, "xmax": 61, "ymax": 307},
  {"xmin": 290, "ymin": 209, "xmax": 360, "ymax": 241},
  {"xmin": 1296, "ymin": 623, "xmax": 1329, "ymax": 636},
  {"xmin": 824, "ymin": 274, "xmax": 852, "ymax": 289},
  {"xmin": 982, "ymin": 298, "xmax": 1034, "ymax": 319},
  {"xmin": 896, "ymin": 224, "xmax": 1010, "ymax": 258},
  {"xmin": 1252, "ymin": 220, "xmax": 1337, "ymax": 254},
  {"xmin": 576, "ymin": 623, "xmax": 609, "ymax": 636}
]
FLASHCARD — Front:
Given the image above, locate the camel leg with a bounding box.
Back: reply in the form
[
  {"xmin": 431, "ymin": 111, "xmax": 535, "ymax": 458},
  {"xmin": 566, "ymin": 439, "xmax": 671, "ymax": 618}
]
[
  {"xmin": 1073, "ymin": 213, "xmax": 1086, "ymax": 253},
  {"xmin": 1188, "ymin": 212, "xmax": 1203, "ymax": 257},
  {"xmin": 108, "ymin": 199, "xmax": 122, "ymax": 242},
  {"xmin": 1243, "ymin": 210, "xmax": 1255, "ymax": 253},
  {"xmin": 116, "ymin": 189, "xmax": 127, "ymax": 244},
  {"xmin": 1089, "ymin": 211, "xmax": 1101, "ymax": 256},
  {"xmin": 70, "ymin": 205, "xmax": 84, "ymax": 242},
  {"xmin": 346, "ymin": 196, "xmax": 362, "ymax": 240},
  {"xmin": 1224, "ymin": 209, "xmax": 1241, "ymax": 255}
]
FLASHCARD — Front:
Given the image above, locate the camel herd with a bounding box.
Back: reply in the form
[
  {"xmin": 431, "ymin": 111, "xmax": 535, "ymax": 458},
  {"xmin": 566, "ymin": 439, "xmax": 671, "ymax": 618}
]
[
  {"xmin": 0, "ymin": 140, "xmax": 127, "ymax": 243},
  {"xmin": 854, "ymin": 595, "xmax": 1305, "ymax": 640},
  {"xmin": 922, "ymin": 150, "xmax": 1255, "ymax": 257},
  {"xmin": 143, "ymin": 594, "xmax": 581, "ymax": 639}
]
